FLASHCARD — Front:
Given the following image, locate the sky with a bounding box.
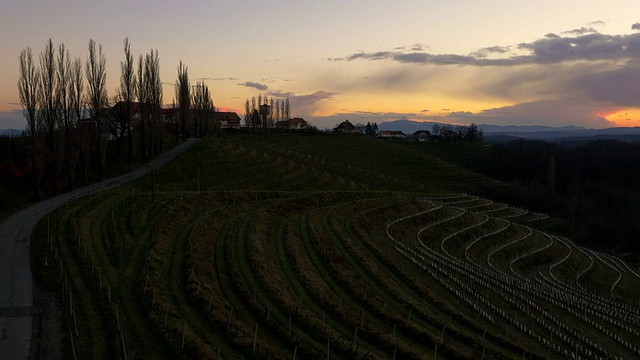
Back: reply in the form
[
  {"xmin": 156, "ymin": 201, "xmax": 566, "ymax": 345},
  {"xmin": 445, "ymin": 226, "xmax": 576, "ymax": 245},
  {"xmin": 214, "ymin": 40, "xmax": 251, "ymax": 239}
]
[{"xmin": 1, "ymin": 0, "xmax": 640, "ymax": 130}]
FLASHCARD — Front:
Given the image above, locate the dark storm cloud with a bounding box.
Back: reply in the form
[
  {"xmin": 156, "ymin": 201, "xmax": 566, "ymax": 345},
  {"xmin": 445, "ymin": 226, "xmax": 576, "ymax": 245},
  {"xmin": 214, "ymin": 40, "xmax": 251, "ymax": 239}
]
[
  {"xmin": 341, "ymin": 30, "xmax": 640, "ymax": 66},
  {"xmin": 633, "ymin": 23, "xmax": 640, "ymax": 31},
  {"xmin": 238, "ymin": 81, "xmax": 268, "ymax": 91},
  {"xmin": 573, "ymin": 62, "xmax": 640, "ymax": 107}
]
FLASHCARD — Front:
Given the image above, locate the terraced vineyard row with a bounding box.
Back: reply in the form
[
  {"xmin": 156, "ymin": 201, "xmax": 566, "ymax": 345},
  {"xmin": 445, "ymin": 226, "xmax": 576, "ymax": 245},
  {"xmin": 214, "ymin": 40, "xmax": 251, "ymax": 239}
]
[{"xmin": 32, "ymin": 136, "xmax": 640, "ymax": 359}]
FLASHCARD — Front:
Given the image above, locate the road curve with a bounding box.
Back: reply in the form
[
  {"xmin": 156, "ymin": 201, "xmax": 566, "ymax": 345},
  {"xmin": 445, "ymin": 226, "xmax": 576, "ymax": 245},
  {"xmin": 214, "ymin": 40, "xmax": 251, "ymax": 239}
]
[{"xmin": 0, "ymin": 138, "xmax": 198, "ymax": 360}]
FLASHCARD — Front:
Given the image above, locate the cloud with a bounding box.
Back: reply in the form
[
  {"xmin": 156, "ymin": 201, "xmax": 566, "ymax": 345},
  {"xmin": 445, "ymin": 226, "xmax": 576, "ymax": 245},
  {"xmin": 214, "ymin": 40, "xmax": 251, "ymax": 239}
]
[
  {"xmin": 197, "ymin": 77, "xmax": 237, "ymax": 81},
  {"xmin": 275, "ymin": 91, "xmax": 340, "ymax": 118},
  {"xmin": 446, "ymin": 98, "xmax": 614, "ymax": 128},
  {"xmin": 633, "ymin": 23, "xmax": 640, "ymax": 31},
  {"xmin": 562, "ymin": 27, "xmax": 598, "ymax": 36},
  {"xmin": 238, "ymin": 81, "xmax": 268, "ymax": 91},
  {"xmin": 340, "ymin": 30, "xmax": 640, "ymax": 66},
  {"xmin": 420, "ymin": 109, "xmax": 429, "ymax": 113},
  {"xmin": 470, "ymin": 45, "xmax": 510, "ymax": 58},
  {"xmin": 587, "ymin": 20, "xmax": 605, "ymax": 26}
]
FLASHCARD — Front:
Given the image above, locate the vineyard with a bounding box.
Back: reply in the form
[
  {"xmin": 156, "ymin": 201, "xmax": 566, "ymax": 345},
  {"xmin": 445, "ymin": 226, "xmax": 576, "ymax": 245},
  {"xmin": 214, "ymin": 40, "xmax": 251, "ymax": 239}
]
[{"xmin": 32, "ymin": 136, "xmax": 640, "ymax": 359}]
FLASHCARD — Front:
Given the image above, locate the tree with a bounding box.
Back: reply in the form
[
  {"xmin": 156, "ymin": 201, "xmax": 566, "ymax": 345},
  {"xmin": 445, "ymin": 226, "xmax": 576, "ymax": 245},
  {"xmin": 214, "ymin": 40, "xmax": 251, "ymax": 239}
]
[
  {"xmin": 136, "ymin": 54, "xmax": 148, "ymax": 157},
  {"xmin": 39, "ymin": 39, "xmax": 59, "ymax": 192},
  {"xmin": 284, "ymin": 98, "xmax": 290, "ymax": 120},
  {"xmin": 464, "ymin": 123, "xmax": 480, "ymax": 142},
  {"xmin": 145, "ymin": 49, "xmax": 162, "ymax": 157},
  {"xmin": 192, "ymin": 81, "xmax": 215, "ymax": 137},
  {"xmin": 244, "ymin": 99, "xmax": 251, "ymax": 128},
  {"xmin": 365, "ymin": 122, "xmax": 374, "ymax": 136},
  {"xmin": 18, "ymin": 46, "xmax": 43, "ymax": 199},
  {"xmin": 85, "ymin": 39, "xmax": 108, "ymax": 179},
  {"xmin": 176, "ymin": 60, "xmax": 190, "ymax": 140},
  {"xmin": 117, "ymin": 37, "xmax": 136, "ymax": 169},
  {"xmin": 56, "ymin": 43, "xmax": 74, "ymax": 190},
  {"xmin": 70, "ymin": 57, "xmax": 90, "ymax": 184},
  {"xmin": 432, "ymin": 123, "xmax": 441, "ymax": 137}
]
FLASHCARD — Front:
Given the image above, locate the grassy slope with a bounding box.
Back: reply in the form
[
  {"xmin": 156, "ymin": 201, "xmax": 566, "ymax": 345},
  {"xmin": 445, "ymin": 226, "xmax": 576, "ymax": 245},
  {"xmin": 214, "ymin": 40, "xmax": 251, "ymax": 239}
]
[{"xmin": 32, "ymin": 135, "xmax": 640, "ymax": 359}]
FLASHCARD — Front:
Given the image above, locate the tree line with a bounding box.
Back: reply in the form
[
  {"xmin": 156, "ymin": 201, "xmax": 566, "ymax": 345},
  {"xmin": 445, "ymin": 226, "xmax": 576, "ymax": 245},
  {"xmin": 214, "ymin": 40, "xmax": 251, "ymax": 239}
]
[
  {"xmin": 17, "ymin": 38, "xmax": 211, "ymax": 200},
  {"xmin": 461, "ymin": 139, "xmax": 640, "ymax": 257}
]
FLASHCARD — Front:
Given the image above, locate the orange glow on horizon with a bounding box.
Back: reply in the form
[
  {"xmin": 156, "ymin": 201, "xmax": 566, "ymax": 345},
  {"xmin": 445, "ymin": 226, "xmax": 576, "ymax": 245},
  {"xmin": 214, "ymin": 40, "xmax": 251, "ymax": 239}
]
[{"xmin": 603, "ymin": 108, "xmax": 640, "ymax": 127}]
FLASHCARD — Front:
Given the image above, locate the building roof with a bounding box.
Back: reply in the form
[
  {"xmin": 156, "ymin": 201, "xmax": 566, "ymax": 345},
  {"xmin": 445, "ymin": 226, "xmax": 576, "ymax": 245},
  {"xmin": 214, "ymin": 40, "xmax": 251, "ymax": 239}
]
[
  {"xmin": 215, "ymin": 112, "xmax": 241, "ymax": 122},
  {"xmin": 335, "ymin": 120, "xmax": 356, "ymax": 130},
  {"xmin": 379, "ymin": 130, "xmax": 405, "ymax": 136},
  {"xmin": 413, "ymin": 130, "xmax": 431, "ymax": 135},
  {"xmin": 276, "ymin": 117, "xmax": 308, "ymax": 128}
]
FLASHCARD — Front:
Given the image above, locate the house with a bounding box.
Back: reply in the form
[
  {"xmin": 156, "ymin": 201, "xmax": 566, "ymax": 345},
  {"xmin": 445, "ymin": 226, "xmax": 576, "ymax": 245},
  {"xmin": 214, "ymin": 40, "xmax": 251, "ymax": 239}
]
[
  {"xmin": 276, "ymin": 117, "xmax": 309, "ymax": 130},
  {"xmin": 412, "ymin": 130, "xmax": 431, "ymax": 141},
  {"xmin": 215, "ymin": 112, "xmax": 241, "ymax": 129},
  {"xmin": 377, "ymin": 130, "xmax": 406, "ymax": 139},
  {"xmin": 335, "ymin": 120, "xmax": 356, "ymax": 133}
]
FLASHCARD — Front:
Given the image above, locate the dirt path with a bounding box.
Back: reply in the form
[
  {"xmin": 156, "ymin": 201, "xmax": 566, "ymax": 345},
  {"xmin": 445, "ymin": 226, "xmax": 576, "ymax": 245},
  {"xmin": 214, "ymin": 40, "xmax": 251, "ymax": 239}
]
[{"xmin": 0, "ymin": 139, "xmax": 197, "ymax": 360}]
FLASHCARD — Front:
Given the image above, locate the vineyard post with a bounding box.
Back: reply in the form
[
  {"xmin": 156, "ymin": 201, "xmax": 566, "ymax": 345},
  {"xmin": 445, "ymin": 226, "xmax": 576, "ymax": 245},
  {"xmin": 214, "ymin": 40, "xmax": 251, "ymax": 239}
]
[
  {"xmin": 121, "ymin": 330, "xmax": 128, "ymax": 360},
  {"xmin": 181, "ymin": 319, "xmax": 186, "ymax": 349},
  {"xmin": 227, "ymin": 307, "xmax": 233, "ymax": 331},
  {"xmin": 326, "ymin": 338, "xmax": 330, "ymax": 360},
  {"xmin": 253, "ymin": 322, "xmax": 258, "ymax": 352},
  {"xmin": 353, "ymin": 327, "xmax": 358, "ymax": 353},
  {"xmin": 70, "ymin": 331, "xmax": 78, "ymax": 360}
]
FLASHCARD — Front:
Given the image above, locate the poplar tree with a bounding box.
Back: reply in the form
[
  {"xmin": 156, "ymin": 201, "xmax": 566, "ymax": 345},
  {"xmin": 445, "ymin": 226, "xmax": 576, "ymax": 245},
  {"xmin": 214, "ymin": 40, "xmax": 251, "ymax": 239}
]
[
  {"xmin": 18, "ymin": 47, "xmax": 43, "ymax": 199},
  {"xmin": 85, "ymin": 39, "xmax": 108, "ymax": 179},
  {"xmin": 176, "ymin": 60, "xmax": 191, "ymax": 140}
]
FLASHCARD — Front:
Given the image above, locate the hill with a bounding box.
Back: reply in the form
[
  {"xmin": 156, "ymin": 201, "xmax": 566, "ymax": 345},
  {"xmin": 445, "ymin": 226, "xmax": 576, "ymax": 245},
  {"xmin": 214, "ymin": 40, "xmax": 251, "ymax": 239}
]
[
  {"xmin": 31, "ymin": 135, "xmax": 640, "ymax": 359},
  {"xmin": 378, "ymin": 119, "xmax": 640, "ymax": 141}
]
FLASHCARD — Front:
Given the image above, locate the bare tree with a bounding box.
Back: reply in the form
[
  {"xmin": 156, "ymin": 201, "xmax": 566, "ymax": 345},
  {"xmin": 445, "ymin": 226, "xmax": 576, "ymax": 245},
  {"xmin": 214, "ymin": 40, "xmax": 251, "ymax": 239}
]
[
  {"xmin": 244, "ymin": 99, "xmax": 251, "ymax": 128},
  {"xmin": 70, "ymin": 57, "xmax": 90, "ymax": 184},
  {"xmin": 85, "ymin": 39, "xmax": 108, "ymax": 179},
  {"xmin": 176, "ymin": 60, "xmax": 190, "ymax": 140},
  {"xmin": 57, "ymin": 43, "xmax": 74, "ymax": 190},
  {"xmin": 193, "ymin": 81, "xmax": 215, "ymax": 137},
  {"xmin": 269, "ymin": 97, "xmax": 274, "ymax": 129},
  {"xmin": 274, "ymin": 99, "xmax": 281, "ymax": 123},
  {"xmin": 116, "ymin": 37, "xmax": 136, "ymax": 169},
  {"xmin": 39, "ymin": 39, "xmax": 59, "ymax": 193},
  {"xmin": 145, "ymin": 49, "xmax": 162, "ymax": 156},
  {"xmin": 136, "ymin": 54, "xmax": 148, "ymax": 159},
  {"xmin": 284, "ymin": 98, "xmax": 290, "ymax": 121},
  {"xmin": 18, "ymin": 47, "xmax": 43, "ymax": 199}
]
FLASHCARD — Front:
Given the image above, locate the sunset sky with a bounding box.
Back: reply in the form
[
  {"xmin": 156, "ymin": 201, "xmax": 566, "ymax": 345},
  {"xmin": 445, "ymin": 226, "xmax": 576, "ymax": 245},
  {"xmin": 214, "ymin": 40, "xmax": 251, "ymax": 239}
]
[{"xmin": 1, "ymin": 0, "xmax": 640, "ymax": 130}]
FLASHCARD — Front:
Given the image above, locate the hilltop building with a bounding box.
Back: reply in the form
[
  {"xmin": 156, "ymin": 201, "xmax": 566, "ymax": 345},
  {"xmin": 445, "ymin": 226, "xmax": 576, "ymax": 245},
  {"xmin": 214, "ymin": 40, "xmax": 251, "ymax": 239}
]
[
  {"xmin": 335, "ymin": 120, "xmax": 356, "ymax": 133},
  {"xmin": 276, "ymin": 117, "xmax": 309, "ymax": 130}
]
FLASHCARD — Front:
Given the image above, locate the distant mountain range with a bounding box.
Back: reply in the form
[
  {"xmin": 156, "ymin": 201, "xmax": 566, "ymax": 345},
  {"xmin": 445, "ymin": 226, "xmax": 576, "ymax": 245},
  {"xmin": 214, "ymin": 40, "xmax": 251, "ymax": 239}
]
[
  {"xmin": 0, "ymin": 128, "xmax": 24, "ymax": 137},
  {"xmin": 377, "ymin": 119, "xmax": 640, "ymax": 142}
]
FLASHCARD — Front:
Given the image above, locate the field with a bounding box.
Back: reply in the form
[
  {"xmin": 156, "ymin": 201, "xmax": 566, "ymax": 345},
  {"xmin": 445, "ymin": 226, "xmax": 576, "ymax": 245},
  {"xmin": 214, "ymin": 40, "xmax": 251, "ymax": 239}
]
[{"xmin": 32, "ymin": 135, "xmax": 640, "ymax": 359}]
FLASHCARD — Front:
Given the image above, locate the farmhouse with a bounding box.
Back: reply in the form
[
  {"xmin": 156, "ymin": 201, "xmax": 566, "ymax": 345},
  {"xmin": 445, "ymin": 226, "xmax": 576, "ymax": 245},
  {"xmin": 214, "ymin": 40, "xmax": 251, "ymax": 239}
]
[
  {"xmin": 215, "ymin": 111, "xmax": 242, "ymax": 129},
  {"xmin": 335, "ymin": 120, "xmax": 356, "ymax": 133},
  {"xmin": 276, "ymin": 117, "xmax": 309, "ymax": 130},
  {"xmin": 412, "ymin": 130, "xmax": 431, "ymax": 141},
  {"xmin": 377, "ymin": 130, "xmax": 406, "ymax": 139}
]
